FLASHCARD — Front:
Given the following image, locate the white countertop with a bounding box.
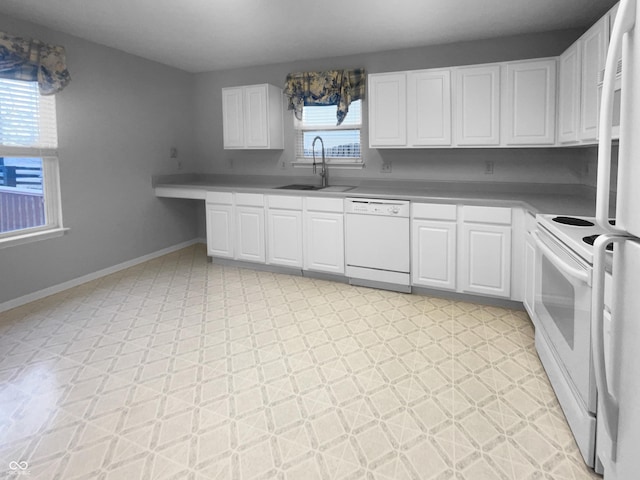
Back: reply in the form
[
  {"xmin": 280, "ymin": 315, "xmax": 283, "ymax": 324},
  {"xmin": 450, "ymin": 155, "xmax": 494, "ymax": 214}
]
[{"xmin": 153, "ymin": 174, "xmax": 601, "ymax": 216}]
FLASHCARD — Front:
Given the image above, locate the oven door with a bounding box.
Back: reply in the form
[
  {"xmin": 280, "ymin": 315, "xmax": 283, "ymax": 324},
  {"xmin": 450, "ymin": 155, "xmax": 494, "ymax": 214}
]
[{"xmin": 532, "ymin": 228, "xmax": 596, "ymax": 413}]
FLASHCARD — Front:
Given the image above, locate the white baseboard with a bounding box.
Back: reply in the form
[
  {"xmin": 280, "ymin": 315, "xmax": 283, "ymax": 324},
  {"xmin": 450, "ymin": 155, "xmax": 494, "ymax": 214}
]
[{"xmin": 0, "ymin": 238, "xmax": 206, "ymax": 314}]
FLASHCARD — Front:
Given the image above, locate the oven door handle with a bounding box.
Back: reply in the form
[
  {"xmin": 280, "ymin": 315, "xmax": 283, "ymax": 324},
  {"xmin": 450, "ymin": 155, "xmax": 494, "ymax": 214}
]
[{"xmin": 532, "ymin": 231, "xmax": 590, "ymax": 285}]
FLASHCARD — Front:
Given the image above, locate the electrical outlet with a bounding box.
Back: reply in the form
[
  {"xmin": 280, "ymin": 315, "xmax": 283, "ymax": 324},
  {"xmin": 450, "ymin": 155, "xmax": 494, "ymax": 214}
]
[
  {"xmin": 228, "ymin": 158, "xmax": 234, "ymax": 169},
  {"xmin": 281, "ymin": 161, "xmax": 286, "ymax": 169},
  {"xmin": 485, "ymin": 160, "xmax": 494, "ymax": 175},
  {"xmin": 177, "ymin": 159, "xmax": 183, "ymax": 170},
  {"xmin": 169, "ymin": 147, "xmax": 178, "ymax": 158},
  {"xmin": 381, "ymin": 162, "xmax": 392, "ymax": 173}
]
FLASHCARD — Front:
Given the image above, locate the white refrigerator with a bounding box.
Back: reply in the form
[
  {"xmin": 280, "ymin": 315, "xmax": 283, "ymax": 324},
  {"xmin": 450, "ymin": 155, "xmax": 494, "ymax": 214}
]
[{"xmin": 592, "ymin": 0, "xmax": 640, "ymax": 478}]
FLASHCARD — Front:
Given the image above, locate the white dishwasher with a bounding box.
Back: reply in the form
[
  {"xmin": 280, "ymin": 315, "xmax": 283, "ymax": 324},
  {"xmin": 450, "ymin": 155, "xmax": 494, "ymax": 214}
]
[{"xmin": 344, "ymin": 198, "xmax": 411, "ymax": 292}]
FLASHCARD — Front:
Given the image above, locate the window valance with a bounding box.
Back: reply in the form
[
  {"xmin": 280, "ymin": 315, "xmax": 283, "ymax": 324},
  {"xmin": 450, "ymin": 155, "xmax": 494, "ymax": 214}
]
[
  {"xmin": 284, "ymin": 68, "xmax": 365, "ymax": 126},
  {"xmin": 0, "ymin": 31, "xmax": 71, "ymax": 95}
]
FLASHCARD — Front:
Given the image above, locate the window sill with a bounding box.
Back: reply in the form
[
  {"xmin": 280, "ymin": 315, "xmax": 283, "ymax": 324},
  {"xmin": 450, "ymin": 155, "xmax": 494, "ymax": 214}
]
[{"xmin": 0, "ymin": 227, "xmax": 69, "ymax": 250}]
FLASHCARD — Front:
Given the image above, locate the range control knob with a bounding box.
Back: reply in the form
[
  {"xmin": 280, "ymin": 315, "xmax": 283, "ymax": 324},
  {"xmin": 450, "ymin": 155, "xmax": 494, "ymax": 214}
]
[{"xmin": 391, "ymin": 206, "xmax": 399, "ymax": 214}]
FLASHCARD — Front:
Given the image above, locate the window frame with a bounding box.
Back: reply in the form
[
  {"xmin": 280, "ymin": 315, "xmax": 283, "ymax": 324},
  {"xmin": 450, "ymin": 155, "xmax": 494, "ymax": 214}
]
[
  {"xmin": 0, "ymin": 80, "xmax": 66, "ymax": 248},
  {"xmin": 293, "ymin": 100, "xmax": 363, "ymax": 165}
]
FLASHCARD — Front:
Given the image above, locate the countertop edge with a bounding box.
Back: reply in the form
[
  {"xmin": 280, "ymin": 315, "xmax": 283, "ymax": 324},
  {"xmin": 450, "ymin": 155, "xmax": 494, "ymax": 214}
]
[{"xmin": 154, "ymin": 182, "xmax": 598, "ymax": 217}]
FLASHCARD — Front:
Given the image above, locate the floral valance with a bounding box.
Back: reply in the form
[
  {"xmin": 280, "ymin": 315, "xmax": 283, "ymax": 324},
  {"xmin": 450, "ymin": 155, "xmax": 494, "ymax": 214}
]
[
  {"xmin": 0, "ymin": 31, "xmax": 71, "ymax": 95},
  {"xmin": 284, "ymin": 68, "xmax": 365, "ymax": 125}
]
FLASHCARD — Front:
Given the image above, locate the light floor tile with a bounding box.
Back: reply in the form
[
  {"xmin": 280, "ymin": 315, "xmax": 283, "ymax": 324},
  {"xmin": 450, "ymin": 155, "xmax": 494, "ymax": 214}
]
[{"xmin": 0, "ymin": 244, "xmax": 598, "ymax": 479}]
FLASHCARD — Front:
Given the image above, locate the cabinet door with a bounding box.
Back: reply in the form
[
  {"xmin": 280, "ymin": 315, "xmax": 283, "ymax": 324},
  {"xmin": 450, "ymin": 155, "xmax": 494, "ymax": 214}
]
[
  {"xmin": 455, "ymin": 65, "xmax": 501, "ymax": 145},
  {"xmin": 267, "ymin": 209, "xmax": 303, "ymax": 268},
  {"xmin": 206, "ymin": 204, "xmax": 234, "ymax": 258},
  {"xmin": 504, "ymin": 59, "xmax": 556, "ymax": 145},
  {"xmin": 558, "ymin": 43, "xmax": 582, "ymax": 144},
  {"xmin": 408, "ymin": 70, "xmax": 452, "ymax": 146},
  {"xmin": 580, "ymin": 17, "xmax": 607, "ymax": 142},
  {"xmin": 524, "ymin": 233, "xmax": 536, "ymax": 319},
  {"xmin": 222, "ymin": 88, "xmax": 244, "ymax": 148},
  {"xmin": 244, "ymin": 85, "xmax": 269, "ymax": 148},
  {"xmin": 460, "ymin": 223, "xmax": 511, "ymax": 297},
  {"xmin": 412, "ymin": 219, "xmax": 456, "ymax": 290},
  {"xmin": 304, "ymin": 212, "xmax": 345, "ymax": 274},
  {"xmin": 235, "ymin": 206, "xmax": 266, "ymax": 263},
  {"xmin": 368, "ymin": 73, "xmax": 407, "ymax": 147}
]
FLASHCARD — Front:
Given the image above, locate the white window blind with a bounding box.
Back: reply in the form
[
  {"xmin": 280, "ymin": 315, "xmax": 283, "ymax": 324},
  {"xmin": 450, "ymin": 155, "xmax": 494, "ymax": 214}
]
[
  {"xmin": 0, "ymin": 79, "xmax": 58, "ymax": 154},
  {"xmin": 295, "ymin": 100, "xmax": 361, "ymax": 162}
]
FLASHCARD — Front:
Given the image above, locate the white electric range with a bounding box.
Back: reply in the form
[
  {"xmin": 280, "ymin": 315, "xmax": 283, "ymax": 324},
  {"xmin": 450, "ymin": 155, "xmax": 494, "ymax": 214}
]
[
  {"xmin": 536, "ymin": 214, "xmax": 615, "ymax": 264},
  {"xmin": 532, "ymin": 213, "xmax": 614, "ymax": 470}
]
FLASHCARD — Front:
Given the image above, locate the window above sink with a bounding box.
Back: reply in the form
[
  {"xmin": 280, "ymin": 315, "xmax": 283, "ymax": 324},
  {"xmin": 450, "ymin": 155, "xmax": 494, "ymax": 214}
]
[{"xmin": 294, "ymin": 100, "xmax": 362, "ymax": 165}]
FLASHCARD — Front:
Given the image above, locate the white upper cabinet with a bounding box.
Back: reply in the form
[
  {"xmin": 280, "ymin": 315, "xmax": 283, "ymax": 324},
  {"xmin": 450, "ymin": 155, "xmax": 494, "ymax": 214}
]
[
  {"xmin": 369, "ymin": 70, "xmax": 452, "ymax": 148},
  {"xmin": 222, "ymin": 84, "xmax": 283, "ymax": 149},
  {"xmin": 222, "ymin": 88, "xmax": 244, "ymax": 148},
  {"xmin": 368, "ymin": 73, "xmax": 407, "ymax": 147},
  {"xmin": 503, "ymin": 58, "xmax": 557, "ymax": 145},
  {"xmin": 407, "ymin": 69, "xmax": 452, "ymax": 146},
  {"xmin": 454, "ymin": 65, "xmax": 501, "ymax": 146},
  {"xmin": 558, "ymin": 42, "xmax": 582, "ymax": 144},
  {"xmin": 579, "ymin": 16, "xmax": 607, "ymax": 142}
]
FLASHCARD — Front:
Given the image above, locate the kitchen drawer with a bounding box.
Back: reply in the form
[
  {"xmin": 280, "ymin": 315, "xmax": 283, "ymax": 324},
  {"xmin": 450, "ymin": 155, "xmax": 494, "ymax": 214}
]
[
  {"xmin": 267, "ymin": 195, "xmax": 303, "ymax": 210},
  {"xmin": 462, "ymin": 205, "xmax": 511, "ymax": 225},
  {"xmin": 306, "ymin": 197, "xmax": 344, "ymax": 213},
  {"xmin": 235, "ymin": 192, "xmax": 264, "ymax": 207},
  {"xmin": 206, "ymin": 191, "xmax": 233, "ymax": 204},
  {"xmin": 412, "ymin": 203, "xmax": 457, "ymax": 221}
]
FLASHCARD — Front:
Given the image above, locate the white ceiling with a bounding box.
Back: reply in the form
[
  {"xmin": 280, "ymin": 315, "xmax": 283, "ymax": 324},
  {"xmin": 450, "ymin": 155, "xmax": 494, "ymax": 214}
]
[{"xmin": 0, "ymin": 0, "xmax": 617, "ymax": 73}]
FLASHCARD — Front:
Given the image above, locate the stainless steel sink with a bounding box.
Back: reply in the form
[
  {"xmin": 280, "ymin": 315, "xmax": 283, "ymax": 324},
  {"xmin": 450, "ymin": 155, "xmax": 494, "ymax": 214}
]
[
  {"xmin": 275, "ymin": 184, "xmax": 323, "ymax": 190},
  {"xmin": 275, "ymin": 184, "xmax": 355, "ymax": 192},
  {"xmin": 320, "ymin": 186, "xmax": 356, "ymax": 192}
]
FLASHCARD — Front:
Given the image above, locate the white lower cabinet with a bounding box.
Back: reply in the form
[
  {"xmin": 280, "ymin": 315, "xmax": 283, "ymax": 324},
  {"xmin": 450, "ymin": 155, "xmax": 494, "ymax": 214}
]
[
  {"xmin": 304, "ymin": 198, "xmax": 345, "ymax": 274},
  {"xmin": 206, "ymin": 192, "xmax": 235, "ymax": 258},
  {"xmin": 266, "ymin": 196, "xmax": 303, "ymax": 268},
  {"xmin": 234, "ymin": 193, "xmax": 266, "ymax": 263},
  {"xmin": 235, "ymin": 205, "xmax": 265, "ymax": 263},
  {"xmin": 411, "ymin": 203, "xmax": 457, "ymax": 290},
  {"xmin": 205, "ymin": 192, "xmax": 521, "ymax": 303},
  {"xmin": 459, "ymin": 206, "xmax": 512, "ymax": 298}
]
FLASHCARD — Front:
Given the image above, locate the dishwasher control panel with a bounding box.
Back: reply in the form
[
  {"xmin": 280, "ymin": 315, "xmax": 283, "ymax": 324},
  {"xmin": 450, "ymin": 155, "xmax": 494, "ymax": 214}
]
[{"xmin": 344, "ymin": 198, "xmax": 410, "ymax": 217}]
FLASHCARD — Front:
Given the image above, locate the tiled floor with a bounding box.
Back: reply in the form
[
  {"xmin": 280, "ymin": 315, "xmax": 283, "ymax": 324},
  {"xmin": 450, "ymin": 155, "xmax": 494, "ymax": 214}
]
[{"xmin": 0, "ymin": 244, "xmax": 599, "ymax": 479}]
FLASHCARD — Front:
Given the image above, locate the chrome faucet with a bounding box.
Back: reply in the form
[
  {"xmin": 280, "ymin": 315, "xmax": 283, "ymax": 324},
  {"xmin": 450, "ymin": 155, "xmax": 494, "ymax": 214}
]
[{"xmin": 312, "ymin": 135, "xmax": 328, "ymax": 188}]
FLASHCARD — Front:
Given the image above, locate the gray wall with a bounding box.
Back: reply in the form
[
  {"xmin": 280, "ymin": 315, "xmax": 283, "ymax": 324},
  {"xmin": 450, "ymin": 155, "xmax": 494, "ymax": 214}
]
[
  {"xmin": 194, "ymin": 29, "xmax": 594, "ymax": 184},
  {"xmin": 0, "ymin": 16, "xmax": 198, "ymax": 305}
]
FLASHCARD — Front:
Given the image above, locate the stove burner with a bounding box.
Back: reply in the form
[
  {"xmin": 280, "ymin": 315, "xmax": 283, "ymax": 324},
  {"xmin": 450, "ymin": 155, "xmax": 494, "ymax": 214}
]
[
  {"xmin": 583, "ymin": 235, "xmax": 614, "ymax": 251},
  {"xmin": 552, "ymin": 216, "xmax": 595, "ymax": 227}
]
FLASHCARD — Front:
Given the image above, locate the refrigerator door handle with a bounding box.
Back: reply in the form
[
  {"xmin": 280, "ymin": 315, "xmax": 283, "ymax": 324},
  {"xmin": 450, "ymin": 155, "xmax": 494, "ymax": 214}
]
[
  {"xmin": 532, "ymin": 231, "xmax": 590, "ymax": 285},
  {"xmin": 591, "ymin": 234, "xmax": 629, "ymax": 460},
  {"xmin": 596, "ymin": 0, "xmax": 636, "ymax": 232}
]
